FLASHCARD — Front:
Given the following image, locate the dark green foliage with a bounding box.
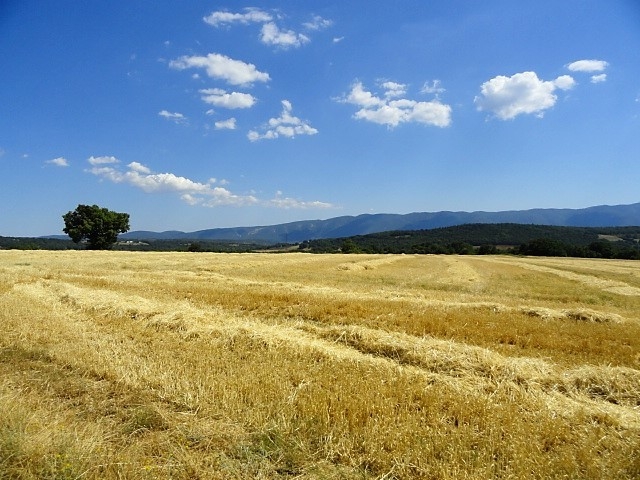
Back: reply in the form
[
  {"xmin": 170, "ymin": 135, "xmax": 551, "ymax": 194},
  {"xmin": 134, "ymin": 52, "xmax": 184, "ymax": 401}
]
[
  {"xmin": 62, "ymin": 204, "xmax": 130, "ymax": 250},
  {"xmin": 0, "ymin": 236, "xmax": 80, "ymax": 250},
  {"xmin": 303, "ymin": 224, "xmax": 640, "ymax": 259},
  {"xmin": 518, "ymin": 238, "xmax": 568, "ymax": 257},
  {"xmin": 187, "ymin": 242, "xmax": 203, "ymax": 252},
  {"xmin": 340, "ymin": 239, "xmax": 361, "ymax": 253}
]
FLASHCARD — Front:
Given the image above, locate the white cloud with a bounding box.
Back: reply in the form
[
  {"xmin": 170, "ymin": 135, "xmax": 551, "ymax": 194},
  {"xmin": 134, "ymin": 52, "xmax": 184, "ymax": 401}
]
[
  {"xmin": 344, "ymin": 82, "xmax": 385, "ymax": 108},
  {"xmin": 303, "ymin": 15, "xmax": 333, "ymax": 31},
  {"xmin": 265, "ymin": 191, "xmax": 334, "ymax": 209},
  {"xmin": 215, "ymin": 118, "xmax": 237, "ymax": 130},
  {"xmin": 203, "ymin": 8, "xmax": 272, "ymax": 27},
  {"xmin": 128, "ymin": 161, "xmax": 151, "ymax": 174},
  {"xmin": 260, "ymin": 22, "xmax": 310, "ymax": 48},
  {"xmin": 554, "ymin": 75, "xmax": 576, "ymax": 90},
  {"xmin": 421, "ymin": 80, "xmax": 446, "ymax": 95},
  {"xmin": 46, "ymin": 157, "xmax": 69, "ymax": 167},
  {"xmin": 567, "ymin": 59, "xmax": 609, "ymax": 73},
  {"xmin": 340, "ymin": 81, "xmax": 452, "ymax": 128},
  {"xmin": 203, "ymin": 9, "xmax": 330, "ymax": 50},
  {"xmin": 248, "ymin": 100, "xmax": 318, "ymax": 141},
  {"xmin": 591, "ymin": 73, "xmax": 607, "ymax": 84},
  {"xmin": 86, "ymin": 159, "xmax": 331, "ymax": 209},
  {"xmin": 381, "ymin": 81, "xmax": 407, "ymax": 98},
  {"xmin": 87, "ymin": 160, "xmax": 257, "ymax": 206},
  {"xmin": 474, "ymin": 71, "xmax": 575, "ymax": 120},
  {"xmin": 159, "ymin": 110, "xmax": 187, "ymax": 124},
  {"xmin": 169, "ymin": 53, "xmax": 270, "ymax": 86},
  {"xmin": 199, "ymin": 88, "xmax": 256, "ymax": 109},
  {"xmin": 88, "ymin": 155, "xmax": 119, "ymax": 165},
  {"xmin": 333, "ymin": 36, "xmax": 345, "ymax": 43}
]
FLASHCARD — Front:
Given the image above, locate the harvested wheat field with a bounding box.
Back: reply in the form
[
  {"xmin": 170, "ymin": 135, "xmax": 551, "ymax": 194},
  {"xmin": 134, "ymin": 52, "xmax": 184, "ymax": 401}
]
[{"xmin": 1, "ymin": 251, "xmax": 639, "ymax": 479}]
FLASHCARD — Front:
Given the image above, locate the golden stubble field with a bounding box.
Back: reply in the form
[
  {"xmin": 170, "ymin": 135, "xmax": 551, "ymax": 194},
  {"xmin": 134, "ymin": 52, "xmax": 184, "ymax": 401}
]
[{"xmin": 1, "ymin": 250, "xmax": 639, "ymax": 479}]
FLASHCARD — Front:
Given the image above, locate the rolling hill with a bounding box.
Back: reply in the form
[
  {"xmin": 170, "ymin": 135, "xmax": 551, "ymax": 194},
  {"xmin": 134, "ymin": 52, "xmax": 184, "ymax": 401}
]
[{"xmin": 122, "ymin": 202, "xmax": 640, "ymax": 243}]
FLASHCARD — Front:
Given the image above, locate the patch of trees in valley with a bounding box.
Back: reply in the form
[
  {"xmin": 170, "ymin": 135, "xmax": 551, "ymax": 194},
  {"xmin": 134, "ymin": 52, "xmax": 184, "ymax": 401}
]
[{"xmin": 299, "ymin": 224, "xmax": 640, "ymax": 259}]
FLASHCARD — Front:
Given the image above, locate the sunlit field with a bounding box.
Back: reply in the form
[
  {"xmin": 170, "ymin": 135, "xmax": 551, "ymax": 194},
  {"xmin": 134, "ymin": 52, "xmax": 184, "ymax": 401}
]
[{"xmin": 1, "ymin": 251, "xmax": 639, "ymax": 479}]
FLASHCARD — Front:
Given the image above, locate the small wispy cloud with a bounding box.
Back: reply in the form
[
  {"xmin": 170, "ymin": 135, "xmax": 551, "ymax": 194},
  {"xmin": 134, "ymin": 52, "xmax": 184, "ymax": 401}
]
[
  {"xmin": 203, "ymin": 8, "xmax": 333, "ymax": 49},
  {"xmin": 203, "ymin": 7, "xmax": 272, "ymax": 27},
  {"xmin": 159, "ymin": 110, "xmax": 188, "ymax": 124},
  {"xmin": 380, "ymin": 81, "xmax": 407, "ymax": 99},
  {"xmin": 421, "ymin": 80, "xmax": 446, "ymax": 95},
  {"xmin": 215, "ymin": 118, "xmax": 237, "ymax": 130},
  {"xmin": 88, "ymin": 155, "xmax": 119, "ymax": 165},
  {"xmin": 169, "ymin": 53, "xmax": 270, "ymax": 86},
  {"xmin": 260, "ymin": 22, "xmax": 310, "ymax": 48},
  {"xmin": 46, "ymin": 157, "xmax": 69, "ymax": 167},
  {"xmin": 566, "ymin": 59, "xmax": 609, "ymax": 73},
  {"xmin": 200, "ymin": 88, "xmax": 256, "ymax": 109},
  {"xmin": 566, "ymin": 59, "xmax": 609, "ymax": 84},
  {"xmin": 265, "ymin": 191, "xmax": 333, "ymax": 209},
  {"xmin": 303, "ymin": 15, "xmax": 333, "ymax": 31}
]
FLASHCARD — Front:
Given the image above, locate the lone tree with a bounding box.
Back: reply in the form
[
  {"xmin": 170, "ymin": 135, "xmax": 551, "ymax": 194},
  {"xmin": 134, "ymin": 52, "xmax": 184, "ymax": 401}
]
[{"xmin": 62, "ymin": 204, "xmax": 130, "ymax": 250}]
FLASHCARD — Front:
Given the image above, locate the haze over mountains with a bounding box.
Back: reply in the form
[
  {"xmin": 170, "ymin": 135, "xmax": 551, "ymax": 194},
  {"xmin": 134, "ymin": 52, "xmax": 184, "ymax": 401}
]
[{"xmin": 121, "ymin": 203, "xmax": 640, "ymax": 243}]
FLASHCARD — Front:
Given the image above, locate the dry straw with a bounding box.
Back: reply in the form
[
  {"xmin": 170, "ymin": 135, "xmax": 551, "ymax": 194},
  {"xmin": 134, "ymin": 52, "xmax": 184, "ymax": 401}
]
[{"xmin": 1, "ymin": 250, "xmax": 639, "ymax": 478}]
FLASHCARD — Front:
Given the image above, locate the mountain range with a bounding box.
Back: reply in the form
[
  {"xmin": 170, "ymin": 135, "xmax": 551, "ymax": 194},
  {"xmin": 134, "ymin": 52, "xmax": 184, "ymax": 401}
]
[{"xmin": 121, "ymin": 202, "xmax": 640, "ymax": 243}]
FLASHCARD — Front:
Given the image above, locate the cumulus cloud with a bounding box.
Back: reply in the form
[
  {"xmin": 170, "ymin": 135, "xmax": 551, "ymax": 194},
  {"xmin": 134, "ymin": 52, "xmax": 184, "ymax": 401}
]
[
  {"xmin": 86, "ymin": 157, "xmax": 332, "ymax": 209},
  {"xmin": 591, "ymin": 73, "xmax": 607, "ymax": 84},
  {"xmin": 260, "ymin": 22, "xmax": 310, "ymax": 48},
  {"xmin": 215, "ymin": 118, "xmax": 237, "ymax": 130},
  {"xmin": 248, "ymin": 100, "xmax": 318, "ymax": 141},
  {"xmin": 200, "ymin": 88, "xmax": 256, "ymax": 109},
  {"xmin": 474, "ymin": 71, "xmax": 575, "ymax": 120},
  {"xmin": 169, "ymin": 53, "xmax": 270, "ymax": 86},
  {"xmin": 46, "ymin": 157, "xmax": 69, "ymax": 167},
  {"xmin": 159, "ymin": 110, "xmax": 187, "ymax": 124},
  {"xmin": 339, "ymin": 81, "xmax": 452, "ymax": 128},
  {"xmin": 203, "ymin": 7, "xmax": 272, "ymax": 27},
  {"xmin": 566, "ymin": 59, "xmax": 609, "ymax": 73}
]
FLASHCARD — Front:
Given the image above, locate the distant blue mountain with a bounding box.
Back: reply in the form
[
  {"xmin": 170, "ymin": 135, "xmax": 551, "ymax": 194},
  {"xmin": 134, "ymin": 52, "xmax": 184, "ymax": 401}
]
[{"xmin": 120, "ymin": 202, "xmax": 640, "ymax": 243}]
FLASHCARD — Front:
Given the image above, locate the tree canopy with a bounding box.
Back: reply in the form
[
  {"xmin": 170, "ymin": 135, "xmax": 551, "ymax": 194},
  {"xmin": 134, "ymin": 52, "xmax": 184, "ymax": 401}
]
[{"xmin": 62, "ymin": 204, "xmax": 130, "ymax": 250}]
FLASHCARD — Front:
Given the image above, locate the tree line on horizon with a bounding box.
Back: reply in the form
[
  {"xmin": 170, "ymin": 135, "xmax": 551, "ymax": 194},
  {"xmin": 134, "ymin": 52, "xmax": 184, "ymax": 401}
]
[
  {"xmin": 299, "ymin": 224, "xmax": 640, "ymax": 259},
  {"xmin": 1, "ymin": 205, "xmax": 639, "ymax": 259}
]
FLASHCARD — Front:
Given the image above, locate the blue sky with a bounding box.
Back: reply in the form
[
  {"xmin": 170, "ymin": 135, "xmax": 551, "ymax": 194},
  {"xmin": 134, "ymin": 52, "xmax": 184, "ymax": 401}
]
[{"xmin": 1, "ymin": 1, "xmax": 639, "ymax": 236}]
